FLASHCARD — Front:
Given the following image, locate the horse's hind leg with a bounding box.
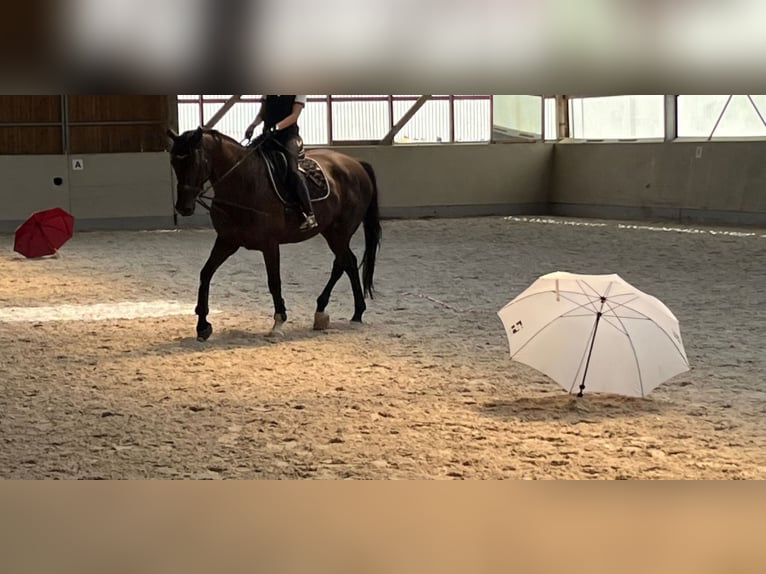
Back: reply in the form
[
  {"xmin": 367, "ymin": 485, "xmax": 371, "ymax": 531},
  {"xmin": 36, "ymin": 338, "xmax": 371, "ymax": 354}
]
[
  {"xmin": 342, "ymin": 248, "xmax": 367, "ymax": 323},
  {"xmin": 314, "ymin": 258, "xmax": 344, "ymax": 330},
  {"xmin": 323, "ymin": 245, "xmax": 366, "ymax": 324},
  {"xmin": 317, "ymin": 235, "xmax": 366, "ymax": 327},
  {"xmin": 195, "ymin": 237, "xmax": 239, "ymax": 341}
]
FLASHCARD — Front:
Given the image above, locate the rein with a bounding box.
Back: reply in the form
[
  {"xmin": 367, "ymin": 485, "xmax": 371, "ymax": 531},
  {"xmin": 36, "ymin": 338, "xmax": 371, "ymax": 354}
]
[{"xmin": 193, "ymin": 132, "xmax": 276, "ymax": 217}]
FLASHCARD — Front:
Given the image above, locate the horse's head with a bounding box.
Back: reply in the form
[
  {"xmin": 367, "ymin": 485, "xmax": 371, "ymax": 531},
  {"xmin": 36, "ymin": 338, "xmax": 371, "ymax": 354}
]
[{"xmin": 167, "ymin": 127, "xmax": 210, "ymax": 216}]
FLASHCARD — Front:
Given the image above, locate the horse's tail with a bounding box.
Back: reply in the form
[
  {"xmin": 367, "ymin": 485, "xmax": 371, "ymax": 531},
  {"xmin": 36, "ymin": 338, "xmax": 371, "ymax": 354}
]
[{"xmin": 359, "ymin": 160, "xmax": 382, "ymax": 299}]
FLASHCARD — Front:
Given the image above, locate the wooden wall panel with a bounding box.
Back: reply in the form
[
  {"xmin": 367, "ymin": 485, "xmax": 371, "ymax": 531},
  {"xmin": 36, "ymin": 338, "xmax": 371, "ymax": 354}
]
[
  {"xmin": 0, "ymin": 96, "xmax": 62, "ymax": 123},
  {"xmin": 68, "ymin": 95, "xmax": 168, "ymax": 122},
  {"xmin": 68, "ymin": 125, "xmax": 168, "ymax": 154},
  {"xmin": 0, "ymin": 127, "xmax": 63, "ymax": 154},
  {"xmin": 0, "ymin": 95, "xmax": 172, "ymax": 154}
]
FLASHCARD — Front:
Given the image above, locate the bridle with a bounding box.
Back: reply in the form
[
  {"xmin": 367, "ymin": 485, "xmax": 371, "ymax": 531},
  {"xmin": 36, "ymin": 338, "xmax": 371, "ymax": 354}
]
[{"xmin": 173, "ymin": 131, "xmax": 275, "ymax": 217}]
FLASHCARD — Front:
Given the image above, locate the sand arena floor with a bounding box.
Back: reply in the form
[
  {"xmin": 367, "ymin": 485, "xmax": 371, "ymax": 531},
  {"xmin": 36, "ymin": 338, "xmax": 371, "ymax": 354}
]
[{"xmin": 1, "ymin": 216, "xmax": 764, "ymax": 479}]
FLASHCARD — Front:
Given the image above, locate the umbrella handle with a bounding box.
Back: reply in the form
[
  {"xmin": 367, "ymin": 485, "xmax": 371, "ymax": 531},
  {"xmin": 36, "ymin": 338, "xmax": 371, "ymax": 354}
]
[
  {"xmin": 35, "ymin": 219, "xmax": 62, "ymax": 258},
  {"xmin": 44, "ymin": 238, "xmax": 63, "ymax": 259}
]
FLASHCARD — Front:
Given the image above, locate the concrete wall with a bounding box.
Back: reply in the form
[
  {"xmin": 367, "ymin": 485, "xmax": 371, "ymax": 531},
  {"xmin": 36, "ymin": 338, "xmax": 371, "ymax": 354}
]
[
  {"xmin": 1, "ymin": 153, "xmax": 174, "ymax": 232},
  {"xmin": 2, "ymin": 143, "xmax": 552, "ymax": 232},
  {"xmin": 0, "ymin": 156, "xmax": 71, "ymax": 230},
  {"xmin": 152, "ymin": 143, "xmax": 556, "ymax": 229},
  {"xmin": 551, "ymin": 141, "xmax": 766, "ymax": 226},
  {"xmin": 4, "ymin": 139, "xmax": 766, "ymax": 233},
  {"xmin": 68, "ymin": 153, "xmax": 174, "ymax": 230},
  {"xmin": 337, "ymin": 143, "xmax": 552, "ymax": 218}
]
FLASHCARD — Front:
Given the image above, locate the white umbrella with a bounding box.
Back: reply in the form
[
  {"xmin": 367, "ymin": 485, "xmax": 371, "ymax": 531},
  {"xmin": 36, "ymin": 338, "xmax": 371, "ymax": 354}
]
[{"xmin": 497, "ymin": 272, "xmax": 690, "ymax": 398}]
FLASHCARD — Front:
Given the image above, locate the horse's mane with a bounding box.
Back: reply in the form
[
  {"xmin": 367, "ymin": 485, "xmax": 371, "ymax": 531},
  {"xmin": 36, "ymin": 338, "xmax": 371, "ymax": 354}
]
[
  {"xmin": 200, "ymin": 128, "xmax": 244, "ymax": 149},
  {"xmin": 198, "ymin": 128, "xmax": 265, "ymax": 176},
  {"xmin": 173, "ymin": 128, "xmax": 272, "ymax": 176}
]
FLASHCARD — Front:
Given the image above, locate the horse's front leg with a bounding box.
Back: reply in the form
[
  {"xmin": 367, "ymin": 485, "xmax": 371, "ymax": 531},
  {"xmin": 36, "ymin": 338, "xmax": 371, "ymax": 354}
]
[
  {"xmin": 262, "ymin": 243, "xmax": 287, "ymax": 337},
  {"xmin": 195, "ymin": 237, "xmax": 239, "ymax": 341}
]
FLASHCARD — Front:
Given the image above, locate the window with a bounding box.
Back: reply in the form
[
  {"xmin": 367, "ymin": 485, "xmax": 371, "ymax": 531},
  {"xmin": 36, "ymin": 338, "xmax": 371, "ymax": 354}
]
[
  {"xmin": 677, "ymin": 95, "xmax": 766, "ymax": 139},
  {"xmin": 393, "ymin": 97, "xmax": 450, "ymax": 143},
  {"xmin": 454, "ymin": 97, "xmax": 491, "ymax": 142},
  {"xmin": 177, "ymin": 95, "xmax": 493, "ymax": 145},
  {"xmin": 568, "ymin": 95, "xmax": 664, "ymax": 140},
  {"xmin": 177, "ymin": 95, "xmax": 330, "ymax": 145},
  {"xmin": 544, "ymin": 97, "xmax": 557, "ymax": 141},
  {"xmin": 331, "ymin": 95, "xmax": 389, "ymax": 142},
  {"xmin": 492, "ymin": 95, "xmax": 543, "ymax": 141}
]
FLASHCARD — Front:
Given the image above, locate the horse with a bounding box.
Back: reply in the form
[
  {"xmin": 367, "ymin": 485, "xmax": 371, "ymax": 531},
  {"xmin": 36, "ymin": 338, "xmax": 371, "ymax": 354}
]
[{"xmin": 166, "ymin": 126, "xmax": 381, "ymax": 341}]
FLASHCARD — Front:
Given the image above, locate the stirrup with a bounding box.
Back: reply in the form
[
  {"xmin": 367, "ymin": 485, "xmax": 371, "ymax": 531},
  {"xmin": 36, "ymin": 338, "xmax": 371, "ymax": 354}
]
[{"xmin": 300, "ymin": 214, "xmax": 318, "ymax": 230}]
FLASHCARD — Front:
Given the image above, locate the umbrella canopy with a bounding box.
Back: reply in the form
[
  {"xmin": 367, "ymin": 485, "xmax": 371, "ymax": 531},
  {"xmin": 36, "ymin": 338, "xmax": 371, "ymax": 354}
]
[
  {"xmin": 14, "ymin": 207, "xmax": 75, "ymax": 258},
  {"xmin": 497, "ymin": 272, "xmax": 689, "ymax": 398}
]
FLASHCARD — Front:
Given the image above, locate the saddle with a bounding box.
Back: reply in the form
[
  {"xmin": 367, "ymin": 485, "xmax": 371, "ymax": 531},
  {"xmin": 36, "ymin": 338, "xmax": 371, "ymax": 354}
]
[{"xmin": 257, "ymin": 138, "xmax": 331, "ymax": 210}]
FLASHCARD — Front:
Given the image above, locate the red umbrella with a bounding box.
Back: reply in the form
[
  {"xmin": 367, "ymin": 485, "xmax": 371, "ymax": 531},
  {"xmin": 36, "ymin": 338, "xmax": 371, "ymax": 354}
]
[{"xmin": 14, "ymin": 207, "xmax": 75, "ymax": 258}]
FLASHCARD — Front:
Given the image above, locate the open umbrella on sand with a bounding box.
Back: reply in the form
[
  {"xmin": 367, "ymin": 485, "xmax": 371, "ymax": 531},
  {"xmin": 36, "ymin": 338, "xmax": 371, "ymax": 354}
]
[
  {"xmin": 14, "ymin": 207, "xmax": 74, "ymax": 258},
  {"xmin": 497, "ymin": 272, "xmax": 690, "ymax": 398}
]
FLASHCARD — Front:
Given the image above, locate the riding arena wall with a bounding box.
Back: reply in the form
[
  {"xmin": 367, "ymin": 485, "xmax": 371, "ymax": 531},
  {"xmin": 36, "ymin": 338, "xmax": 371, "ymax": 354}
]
[{"xmin": 1, "ymin": 95, "xmax": 765, "ymax": 232}]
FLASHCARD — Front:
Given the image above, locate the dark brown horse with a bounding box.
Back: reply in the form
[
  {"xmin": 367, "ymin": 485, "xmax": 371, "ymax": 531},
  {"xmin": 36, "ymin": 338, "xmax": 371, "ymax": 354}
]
[{"xmin": 166, "ymin": 127, "xmax": 381, "ymax": 341}]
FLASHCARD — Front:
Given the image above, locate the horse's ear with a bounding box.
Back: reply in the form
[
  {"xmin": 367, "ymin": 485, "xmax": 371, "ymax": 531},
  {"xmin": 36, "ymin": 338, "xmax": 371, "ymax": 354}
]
[
  {"xmin": 166, "ymin": 128, "xmax": 179, "ymax": 141},
  {"xmin": 190, "ymin": 126, "xmax": 204, "ymax": 147}
]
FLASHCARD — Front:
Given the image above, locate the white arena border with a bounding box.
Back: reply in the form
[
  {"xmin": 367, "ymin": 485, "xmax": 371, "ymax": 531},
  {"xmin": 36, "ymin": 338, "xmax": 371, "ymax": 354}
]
[
  {"xmin": 0, "ymin": 300, "xmax": 220, "ymax": 323},
  {"xmin": 505, "ymin": 216, "xmax": 766, "ymax": 238}
]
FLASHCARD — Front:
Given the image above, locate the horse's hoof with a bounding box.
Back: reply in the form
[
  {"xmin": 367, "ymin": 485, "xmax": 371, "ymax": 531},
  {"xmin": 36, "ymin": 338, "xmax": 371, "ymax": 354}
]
[
  {"xmin": 313, "ymin": 312, "xmax": 330, "ymax": 331},
  {"xmin": 266, "ymin": 322, "xmax": 285, "ymax": 338},
  {"xmin": 197, "ymin": 324, "xmax": 213, "ymax": 342},
  {"xmin": 349, "ymin": 318, "xmax": 365, "ymax": 329}
]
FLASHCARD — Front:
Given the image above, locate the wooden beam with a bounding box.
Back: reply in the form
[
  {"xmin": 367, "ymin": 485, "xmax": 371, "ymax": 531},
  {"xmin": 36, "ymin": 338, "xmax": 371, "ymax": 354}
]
[
  {"xmin": 204, "ymin": 95, "xmax": 242, "ymax": 129},
  {"xmin": 167, "ymin": 95, "xmax": 180, "ymax": 134},
  {"xmin": 555, "ymin": 95, "xmax": 569, "ymax": 140},
  {"xmin": 61, "ymin": 95, "xmax": 69, "ymax": 153},
  {"xmin": 381, "ymin": 95, "xmax": 432, "ymax": 144},
  {"xmin": 664, "ymin": 95, "xmax": 677, "ymax": 142}
]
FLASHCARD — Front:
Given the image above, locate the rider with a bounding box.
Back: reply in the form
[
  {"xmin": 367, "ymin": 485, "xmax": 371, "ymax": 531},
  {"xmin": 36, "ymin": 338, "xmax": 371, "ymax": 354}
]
[{"xmin": 245, "ymin": 95, "xmax": 318, "ymax": 231}]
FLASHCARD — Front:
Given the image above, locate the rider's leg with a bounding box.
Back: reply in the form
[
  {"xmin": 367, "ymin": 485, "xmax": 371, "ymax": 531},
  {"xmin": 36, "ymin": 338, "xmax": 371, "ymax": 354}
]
[{"xmin": 286, "ymin": 137, "xmax": 317, "ymax": 230}]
